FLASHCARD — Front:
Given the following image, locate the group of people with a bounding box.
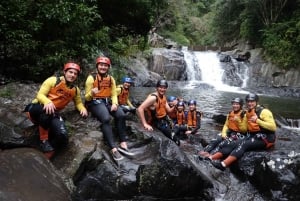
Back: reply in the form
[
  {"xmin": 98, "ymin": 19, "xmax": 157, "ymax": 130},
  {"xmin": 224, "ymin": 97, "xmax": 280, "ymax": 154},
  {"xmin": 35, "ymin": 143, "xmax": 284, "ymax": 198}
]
[
  {"xmin": 137, "ymin": 80, "xmax": 203, "ymax": 146},
  {"xmin": 199, "ymin": 94, "xmax": 277, "ymax": 171},
  {"xmin": 25, "ymin": 56, "xmax": 135, "ymax": 161},
  {"xmin": 24, "ymin": 55, "xmax": 277, "ymax": 169}
]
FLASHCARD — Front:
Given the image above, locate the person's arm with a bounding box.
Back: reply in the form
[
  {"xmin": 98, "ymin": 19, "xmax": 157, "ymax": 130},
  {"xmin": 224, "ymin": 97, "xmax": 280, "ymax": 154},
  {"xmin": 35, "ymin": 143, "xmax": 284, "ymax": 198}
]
[
  {"xmin": 221, "ymin": 116, "xmax": 230, "ymax": 138},
  {"xmin": 257, "ymin": 109, "xmax": 276, "ymax": 132},
  {"xmin": 137, "ymin": 94, "xmax": 157, "ymax": 131},
  {"xmin": 166, "ymin": 99, "xmax": 178, "ymax": 113},
  {"xmin": 84, "ymin": 75, "xmax": 94, "ymax": 101},
  {"xmin": 73, "ymin": 87, "xmax": 88, "ymax": 117},
  {"xmin": 110, "ymin": 77, "xmax": 118, "ymax": 105},
  {"xmin": 115, "ymin": 86, "xmax": 122, "ymax": 97},
  {"xmin": 237, "ymin": 112, "xmax": 247, "ymax": 133},
  {"xmin": 35, "ymin": 77, "xmax": 56, "ymax": 105},
  {"xmin": 190, "ymin": 111, "xmax": 202, "ymax": 134},
  {"xmin": 126, "ymin": 98, "xmax": 134, "ymax": 108}
]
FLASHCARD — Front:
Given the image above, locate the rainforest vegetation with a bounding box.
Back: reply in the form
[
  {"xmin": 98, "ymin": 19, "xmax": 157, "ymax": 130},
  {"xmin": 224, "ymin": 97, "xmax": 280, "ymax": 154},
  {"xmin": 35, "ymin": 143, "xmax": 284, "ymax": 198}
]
[{"xmin": 0, "ymin": 0, "xmax": 299, "ymax": 82}]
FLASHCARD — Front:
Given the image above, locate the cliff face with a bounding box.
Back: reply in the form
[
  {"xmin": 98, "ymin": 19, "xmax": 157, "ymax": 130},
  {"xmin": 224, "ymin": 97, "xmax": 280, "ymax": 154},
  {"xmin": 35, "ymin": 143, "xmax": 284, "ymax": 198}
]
[{"xmin": 249, "ymin": 48, "xmax": 300, "ymax": 88}]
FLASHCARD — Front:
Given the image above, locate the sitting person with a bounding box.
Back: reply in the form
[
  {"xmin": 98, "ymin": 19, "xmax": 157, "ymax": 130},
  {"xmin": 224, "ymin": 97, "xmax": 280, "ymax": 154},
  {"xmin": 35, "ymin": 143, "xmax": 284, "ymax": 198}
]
[
  {"xmin": 167, "ymin": 95, "xmax": 178, "ymax": 124},
  {"xmin": 85, "ymin": 56, "xmax": 133, "ymax": 161},
  {"xmin": 24, "ymin": 62, "xmax": 88, "ymax": 159},
  {"xmin": 137, "ymin": 79, "xmax": 180, "ymax": 146},
  {"xmin": 173, "ymin": 100, "xmax": 202, "ymax": 140},
  {"xmin": 116, "ymin": 76, "xmax": 136, "ymax": 115},
  {"xmin": 198, "ymin": 97, "xmax": 247, "ymax": 158},
  {"xmin": 211, "ymin": 93, "xmax": 276, "ymax": 171}
]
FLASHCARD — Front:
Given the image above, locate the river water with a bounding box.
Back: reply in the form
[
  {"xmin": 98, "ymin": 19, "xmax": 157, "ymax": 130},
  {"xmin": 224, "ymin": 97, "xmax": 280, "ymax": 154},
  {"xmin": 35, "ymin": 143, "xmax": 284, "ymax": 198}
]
[{"xmin": 130, "ymin": 50, "xmax": 300, "ymax": 130}]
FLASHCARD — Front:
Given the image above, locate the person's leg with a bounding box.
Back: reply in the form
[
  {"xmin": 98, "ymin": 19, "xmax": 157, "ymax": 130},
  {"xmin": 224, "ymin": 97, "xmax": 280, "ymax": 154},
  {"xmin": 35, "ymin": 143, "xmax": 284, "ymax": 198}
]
[
  {"xmin": 212, "ymin": 137, "xmax": 266, "ymax": 170},
  {"xmin": 111, "ymin": 107, "xmax": 127, "ymax": 145},
  {"xmin": 156, "ymin": 120, "xmax": 180, "ymax": 146},
  {"xmin": 89, "ymin": 103, "xmax": 123, "ymax": 160},
  {"xmin": 90, "ymin": 103, "xmax": 115, "ymax": 148},
  {"xmin": 199, "ymin": 136, "xmax": 223, "ymax": 157},
  {"xmin": 49, "ymin": 115, "xmax": 68, "ymax": 148}
]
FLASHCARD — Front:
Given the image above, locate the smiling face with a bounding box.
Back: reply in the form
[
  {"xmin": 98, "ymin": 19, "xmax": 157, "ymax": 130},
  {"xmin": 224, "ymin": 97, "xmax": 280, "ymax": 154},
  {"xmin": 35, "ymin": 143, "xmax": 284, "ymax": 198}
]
[
  {"xmin": 188, "ymin": 103, "xmax": 196, "ymax": 111},
  {"xmin": 157, "ymin": 86, "xmax": 167, "ymax": 96},
  {"xmin": 246, "ymin": 100, "xmax": 257, "ymax": 110},
  {"xmin": 97, "ymin": 62, "xmax": 110, "ymax": 74},
  {"xmin": 123, "ymin": 82, "xmax": 131, "ymax": 89},
  {"xmin": 232, "ymin": 102, "xmax": 242, "ymax": 111},
  {"xmin": 64, "ymin": 69, "xmax": 78, "ymax": 83}
]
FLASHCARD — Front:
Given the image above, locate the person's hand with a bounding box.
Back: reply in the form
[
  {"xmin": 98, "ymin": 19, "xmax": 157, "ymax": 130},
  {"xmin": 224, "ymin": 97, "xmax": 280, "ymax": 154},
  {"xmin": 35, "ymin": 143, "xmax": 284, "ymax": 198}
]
[
  {"xmin": 185, "ymin": 130, "xmax": 192, "ymax": 135},
  {"xmin": 249, "ymin": 115, "xmax": 258, "ymax": 123},
  {"xmin": 43, "ymin": 102, "xmax": 56, "ymax": 115},
  {"xmin": 143, "ymin": 123, "xmax": 153, "ymax": 131},
  {"xmin": 111, "ymin": 104, "xmax": 118, "ymax": 111},
  {"xmin": 80, "ymin": 109, "xmax": 88, "ymax": 117},
  {"xmin": 91, "ymin": 87, "xmax": 99, "ymax": 95},
  {"xmin": 233, "ymin": 116, "xmax": 240, "ymax": 121}
]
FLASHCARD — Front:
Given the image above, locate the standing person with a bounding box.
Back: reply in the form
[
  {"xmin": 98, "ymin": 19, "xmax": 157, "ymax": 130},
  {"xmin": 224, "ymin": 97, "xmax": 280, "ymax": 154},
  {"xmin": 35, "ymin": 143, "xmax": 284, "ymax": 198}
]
[
  {"xmin": 85, "ymin": 56, "xmax": 132, "ymax": 161},
  {"xmin": 24, "ymin": 62, "xmax": 88, "ymax": 159},
  {"xmin": 116, "ymin": 76, "xmax": 136, "ymax": 115},
  {"xmin": 211, "ymin": 93, "xmax": 277, "ymax": 171},
  {"xmin": 137, "ymin": 79, "xmax": 180, "ymax": 146},
  {"xmin": 198, "ymin": 97, "xmax": 247, "ymax": 158}
]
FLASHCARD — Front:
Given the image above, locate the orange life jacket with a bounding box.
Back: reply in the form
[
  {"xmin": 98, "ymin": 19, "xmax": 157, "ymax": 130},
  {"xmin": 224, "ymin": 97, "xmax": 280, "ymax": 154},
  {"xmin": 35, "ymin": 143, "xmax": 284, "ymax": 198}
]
[
  {"xmin": 176, "ymin": 110, "xmax": 186, "ymax": 125},
  {"xmin": 227, "ymin": 110, "xmax": 244, "ymax": 132},
  {"xmin": 187, "ymin": 110, "xmax": 197, "ymax": 127},
  {"xmin": 246, "ymin": 108, "xmax": 261, "ymax": 132},
  {"xmin": 92, "ymin": 74, "xmax": 112, "ymax": 98},
  {"xmin": 117, "ymin": 85, "xmax": 129, "ymax": 105},
  {"xmin": 168, "ymin": 107, "xmax": 177, "ymax": 120},
  {"xmin": 47, "ymin": 78, "xmax": 76, "ymax": 111},
  {"xmin": 154, "ymin": 94, "xmax": 167, "ymax": 119}
]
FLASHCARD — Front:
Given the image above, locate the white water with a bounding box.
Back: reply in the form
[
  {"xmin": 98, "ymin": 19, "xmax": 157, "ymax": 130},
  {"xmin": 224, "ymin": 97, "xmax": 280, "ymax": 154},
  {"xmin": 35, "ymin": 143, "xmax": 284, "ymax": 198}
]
[{"xmin": 182, "ymin": 48, "xmax": 248, "ymax": 94}]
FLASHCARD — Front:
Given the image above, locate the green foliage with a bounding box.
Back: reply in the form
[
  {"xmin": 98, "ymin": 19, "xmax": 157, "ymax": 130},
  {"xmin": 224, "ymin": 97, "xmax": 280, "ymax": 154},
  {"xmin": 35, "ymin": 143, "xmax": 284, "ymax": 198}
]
[
  {"xmin": 1, "ymin": 0, "xmax": 299, "ymax": 81},
  {"xmin": 263, "ymin": 20, "xmax": 300, "ymax": 69}
]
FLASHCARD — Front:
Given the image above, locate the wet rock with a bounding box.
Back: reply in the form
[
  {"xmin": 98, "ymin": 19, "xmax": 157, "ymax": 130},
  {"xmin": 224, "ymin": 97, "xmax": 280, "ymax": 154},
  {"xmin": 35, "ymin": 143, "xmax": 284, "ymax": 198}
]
[{"xmin": 0, "ymin": 148, "xmax": 71, "ymax": 201}]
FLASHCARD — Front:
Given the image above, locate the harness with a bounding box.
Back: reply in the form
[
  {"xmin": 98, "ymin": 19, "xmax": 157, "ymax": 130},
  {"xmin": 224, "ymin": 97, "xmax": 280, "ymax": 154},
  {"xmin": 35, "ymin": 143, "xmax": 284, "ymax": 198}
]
[{"xmin": 247, "ymin": 105, "xmax": 275, "ymax": 148}]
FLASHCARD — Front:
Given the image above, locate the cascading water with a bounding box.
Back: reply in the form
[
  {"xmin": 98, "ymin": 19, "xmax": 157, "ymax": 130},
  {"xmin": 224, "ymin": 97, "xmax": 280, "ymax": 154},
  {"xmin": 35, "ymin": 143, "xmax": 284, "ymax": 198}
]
[
  {"xmin": 181, "ymin": 47, "xmax": 248, "ymax": 93},
  {"xmin": 180, "ymin": 47, "xmax": 300, "ymax": 130}
]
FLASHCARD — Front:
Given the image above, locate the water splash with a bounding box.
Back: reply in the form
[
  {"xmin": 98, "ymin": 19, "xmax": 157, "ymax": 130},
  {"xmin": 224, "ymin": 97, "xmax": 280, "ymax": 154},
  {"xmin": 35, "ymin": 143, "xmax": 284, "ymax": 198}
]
[{"xmin": 196, "ymin": 51, "xmax": 250, "ymax": 93}]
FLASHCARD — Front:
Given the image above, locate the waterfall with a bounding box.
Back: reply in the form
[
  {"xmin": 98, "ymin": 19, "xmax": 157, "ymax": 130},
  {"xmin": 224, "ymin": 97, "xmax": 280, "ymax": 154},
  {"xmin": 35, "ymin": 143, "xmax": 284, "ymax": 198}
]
[{"xmin": 182, "ymin": 47, "xmax": 248, "ymax": 93}]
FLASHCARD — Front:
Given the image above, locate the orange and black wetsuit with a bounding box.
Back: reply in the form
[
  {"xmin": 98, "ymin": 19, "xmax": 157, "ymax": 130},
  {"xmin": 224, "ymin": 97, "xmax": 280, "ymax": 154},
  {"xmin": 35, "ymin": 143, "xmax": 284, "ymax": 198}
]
[
  {"xmin": 220, "ymin": 106, "xmax": 276, "ymax": 167},
  {"xmin": 149, "ymin": 93, "xmax": 180, "ymax": 146},
  {"xmin": 25, "ymin": 76, "xmax": 85, "ymax": 150},
  {"xmin": 85, "ymin": 73, "xmax": 127, "ymax": 150}
]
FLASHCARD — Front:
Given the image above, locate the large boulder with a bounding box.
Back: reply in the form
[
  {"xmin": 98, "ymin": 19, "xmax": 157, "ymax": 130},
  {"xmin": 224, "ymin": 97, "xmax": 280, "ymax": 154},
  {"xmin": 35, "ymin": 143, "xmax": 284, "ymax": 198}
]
[{"xmin": 0, "ymin": 148, "xmax": 71, "ymax": 201}]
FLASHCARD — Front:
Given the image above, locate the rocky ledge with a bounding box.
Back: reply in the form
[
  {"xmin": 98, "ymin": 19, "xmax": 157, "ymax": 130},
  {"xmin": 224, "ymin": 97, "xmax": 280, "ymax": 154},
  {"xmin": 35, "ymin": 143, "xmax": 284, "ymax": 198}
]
[{"xmin": 0, "ymin": 82, "xmax": 300, "ymax": 201}]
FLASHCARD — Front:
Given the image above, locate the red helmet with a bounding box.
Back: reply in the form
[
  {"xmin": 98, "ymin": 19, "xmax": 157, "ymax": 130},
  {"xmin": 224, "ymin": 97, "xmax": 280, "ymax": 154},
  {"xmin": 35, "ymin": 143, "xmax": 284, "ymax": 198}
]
[
  {"xmin": 96, "ymin": 56, "xmax": 111, "ymax": 66},
  {"xmin": 64, "ymin": 62, "xmax": 81, "ymax": 73}
]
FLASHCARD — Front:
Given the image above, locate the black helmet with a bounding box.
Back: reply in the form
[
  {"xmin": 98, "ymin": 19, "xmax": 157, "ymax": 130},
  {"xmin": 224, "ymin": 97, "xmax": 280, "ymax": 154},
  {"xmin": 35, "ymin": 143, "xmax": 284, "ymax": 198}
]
[
  {"xmin": 231, "ymin": 97, "xmax": 243, "ymax": 106},
  {"xmin": 156, "ymin": 79, "xmax": 168, "ymax": 88},
  {"xmin": 245, "ymin": 93, "xmax": 259, "ymax": 102},
  {"xmin": 177, "ymin": 101, "xmax": 185, "ymax": 107},
  {"xmin": 188, "ymin": 100, "xmax": 197, "ymax": 106}
]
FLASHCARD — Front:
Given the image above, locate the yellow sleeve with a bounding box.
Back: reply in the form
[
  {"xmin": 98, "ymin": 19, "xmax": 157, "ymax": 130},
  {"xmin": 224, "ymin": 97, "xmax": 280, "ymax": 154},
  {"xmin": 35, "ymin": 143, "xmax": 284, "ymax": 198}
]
[
  {"xmin": 126, "ymin": 99, "xmax": 134, "ymax": 107},
  {"xmin": 238, "ymin": 115, "xmax": 248, "ymax": 133},
  {"xmin": 32, "ymin": 76, "xmax": 56, "ymax": 104},
  {"xmin": 73, "ymin": 87, "xmax": 86, "ymax": 111},
  {"xmin": 116, "ymin": 86, "xmax": 122, "ymax": 96},
  {"xmin": 84, "ymin": 75, "xmax": 94, "ymax": 101},
  {"xmin": 221, "ymin": 116, "xmax": 229, "ymax": 138},
  {"xmin": 257, "ymin": 109, "xmax": 277, "ymax": 132},
  {"xmin": 110, "ymin": 77, "xmax": 118, "ymax": 105}
]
